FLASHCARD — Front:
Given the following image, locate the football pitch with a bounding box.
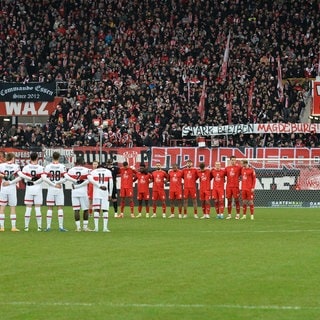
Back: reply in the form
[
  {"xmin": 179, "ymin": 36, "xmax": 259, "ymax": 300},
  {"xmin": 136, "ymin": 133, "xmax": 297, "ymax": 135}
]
[{"xmin": 0, "ymin": 207, "xmax": 319, "ymax": 320}]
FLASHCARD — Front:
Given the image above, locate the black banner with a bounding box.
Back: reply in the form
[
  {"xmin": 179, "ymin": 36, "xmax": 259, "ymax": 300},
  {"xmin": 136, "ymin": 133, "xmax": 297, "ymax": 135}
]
[{"xmin": 0, "ymin": 82, "xmax": 56, "ymax": 101}]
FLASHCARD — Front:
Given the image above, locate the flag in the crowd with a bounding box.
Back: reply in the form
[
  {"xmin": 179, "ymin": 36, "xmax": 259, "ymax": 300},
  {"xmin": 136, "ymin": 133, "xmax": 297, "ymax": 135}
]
[
  {"xmin": 247, "ymin": 79, "xmax": 255, "ymax": 117},
  {"xmin": 277, "ymin": 56, "xmax": 284, "ymax": 102},
  {"xmin": 220, "ymin": 31, "xmax": 231, "ymax": 81},
  {"xmin": 198, "ymin": 81, "xmax": 206, "ymax": 121},
  {"xmin": 183, "ymin": 71, "xmax": 200, "ymax": 102},
  {"xmin": 182, "ymin": 71, "xmax": 190, "ymax": 102},
  {"xmin": 285, "ymin": 95, "xmax": 289, "ymax": 109},
  {"xmin": 227, "ymin": 93, "xmax": 233, "ymax": 124}
]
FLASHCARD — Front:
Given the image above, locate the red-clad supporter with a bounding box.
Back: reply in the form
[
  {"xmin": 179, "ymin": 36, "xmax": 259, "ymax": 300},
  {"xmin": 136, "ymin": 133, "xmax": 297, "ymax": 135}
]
[
  {"xmin": 168, "ymin": 164, "xmax": 183, "ymax": 218},
  {"xmin": 225, "ymin": 156, "xmax": 242, "ymax": 220},
  {"xmin": 182, "ymin": 159, "xmax": 198, "ymax": 218},
  {"xmin": 151, "ymin": 162, "xmax": 168, "ymax": 218},
  {"xmin": 211, "ymin": 161, "xmax": 226, "ymax": 219},
  {"xmin": 197, "ymin": 163, "xmax": 212, "ymax": 219},
  {"xmin": 135, "ymin": 164, "xmax": 152, "ymax": 218},
  {"xmin": 118, "ymin": 161, "xmax": 136, "ymax": 218},
  {"xmin": 240, "ymin": 159, "xmax": 256, "ymax": 220}
]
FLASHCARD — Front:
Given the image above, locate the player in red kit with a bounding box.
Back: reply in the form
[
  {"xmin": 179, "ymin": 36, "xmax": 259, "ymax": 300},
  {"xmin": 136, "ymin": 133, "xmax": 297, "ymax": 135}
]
[
  {"xmin": 225, "ymin": 156, "xmax": 242, "ymax": 219},
  {"xmin": 211, "ymin": 161, "xmax": 226, "ymax": 219},
  {"xmin": 197, "ymin": 163, "xmax": 212, "ymax": 219},
  {"xmin": 240, "ymin": 159, "xmax": 256, "ymax": 220},
  {"xmin": 119, "ymin": 161, "xmax": 136, "ymax": 218},
  {"xmin": 135, "ymin": 164, "xmax": 152, "ymax": 218},
  {"xmin": 182, "ymin": 159, "xmax": 198, "ymax": 218},
  {"xmin": 151, "ymin": 162, "xmax": 168, "ymax": 218},
  {"xmin": 168, "ymin": 164, "xmax": 183, "ymax": 218}
]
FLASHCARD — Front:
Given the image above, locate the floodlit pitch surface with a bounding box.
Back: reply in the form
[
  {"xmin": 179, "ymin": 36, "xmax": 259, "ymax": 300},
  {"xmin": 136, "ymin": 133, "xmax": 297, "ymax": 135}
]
[{"xmin": 0, "ymin": 207, "xmax": 319, "ymax": 320}]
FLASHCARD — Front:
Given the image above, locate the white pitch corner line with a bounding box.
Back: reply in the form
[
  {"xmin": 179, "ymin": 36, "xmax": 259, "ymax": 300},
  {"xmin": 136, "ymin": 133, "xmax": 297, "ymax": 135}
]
[{"xmin": 1, "ymin": 301, "xmax": 320, "ymax": 310}]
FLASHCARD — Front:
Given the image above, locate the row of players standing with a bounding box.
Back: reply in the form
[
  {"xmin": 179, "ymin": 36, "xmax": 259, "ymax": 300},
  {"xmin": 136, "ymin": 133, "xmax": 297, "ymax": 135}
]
[
  {"xmin": 0, "ymin": 152, "xmax": 256, "ymax": 232},
  {"xmin": 119, "ymin": 156, "xmax": 256, "ymax": 220},
  {"xmin": 0, "ymin": 151, "xmax": 113, "ymax": 232}
]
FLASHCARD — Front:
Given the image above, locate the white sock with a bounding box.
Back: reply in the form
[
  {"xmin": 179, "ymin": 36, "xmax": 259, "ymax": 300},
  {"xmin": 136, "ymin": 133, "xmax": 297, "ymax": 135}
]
[
  {"xmin": 58, "ymin": 209, "xmax": 64, "ymax": 228},
  {"xmin": 103, "ymin": 211, "xmax": 109, "ymax": 230},
  {"xmin": 83, "ymin": 220, "xmax": 88, "ymax": 229},
  {"xmin": 10, "ymin": 214, "xmax": 17, "ymax": 228},
  {"xmin": 47, "ymin": 210, "xmax": 52, "ymax": 228},
  {"xmin": 94, "ymin": 212, "xmax": 100, "ymax": 230},
  {"xmin": 0, "ymin": 213, "xmax": 4, "ymax": 228},
  {"xmin": 25, "ymin": 207, "xmax": 32, "ymax": 228},
  {"xmin": 35, "ymin": 207, "xmax": 42, "ymax": 228},
  {"xmin": 75, "ymin": 220, "xmax": 81, "ymax": 229}
]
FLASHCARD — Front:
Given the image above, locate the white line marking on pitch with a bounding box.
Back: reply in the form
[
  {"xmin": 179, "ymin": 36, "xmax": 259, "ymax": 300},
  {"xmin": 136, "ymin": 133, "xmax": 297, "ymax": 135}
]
[
  {"xmin": 150, "ymin": 229, "xmax": 320, "ymax": 234},
  {"xmin": 1, "ymin": 301, "xmax": 319, "ymax": 311}
]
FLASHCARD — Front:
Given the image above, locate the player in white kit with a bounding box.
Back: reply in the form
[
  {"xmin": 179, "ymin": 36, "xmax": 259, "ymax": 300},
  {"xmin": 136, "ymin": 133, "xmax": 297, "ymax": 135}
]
[
  {"xmin": 65, "ymin": 157, "xmax": 91, "ymax": 232},
  {"xmin": 42, "ymin": 151, "xmax": 67, "ymax": 231},
  {"xmin": 0, "ymin": 153, "xmax": 22, "ymax": 232},
  {"xmin": 88, "ymin": 164, "xmax": 113, "ymax": 232},
  {"xmin": 18, "ymin": 152, "xmax": 44, "ymax": 231}
]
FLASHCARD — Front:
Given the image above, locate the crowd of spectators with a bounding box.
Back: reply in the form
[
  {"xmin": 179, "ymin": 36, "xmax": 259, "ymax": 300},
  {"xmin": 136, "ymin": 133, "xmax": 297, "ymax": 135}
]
[{"xmin": 0, "ymin": 0, "xmax": 320, "ymax": 150}]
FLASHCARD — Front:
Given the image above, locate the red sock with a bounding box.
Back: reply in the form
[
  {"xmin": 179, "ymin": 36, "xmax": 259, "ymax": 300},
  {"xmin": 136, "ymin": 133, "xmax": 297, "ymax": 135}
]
[
  {"xmin": 227, "ymin": 200, "xmax": 232, "ymax": 214},
  {"xmin": 130, "ymin": 201, "xmax": 134, "ymax": 214},
  {"xmin": 120, "ymin": 201, "xmax": 125, "ymax": 213},
  {"xmin": 243, "ymin": 204, "xmax": 247, "ymax": 215},
  {"xmin": 235, "ymin": 200, "xmax": 240, "ymax": 214}
]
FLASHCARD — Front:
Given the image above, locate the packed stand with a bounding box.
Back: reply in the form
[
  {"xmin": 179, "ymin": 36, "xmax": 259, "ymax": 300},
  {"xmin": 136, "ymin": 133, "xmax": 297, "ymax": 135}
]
[{"xmin": 0, "ymin": 0, "xmax": 319, "ymax": 149}]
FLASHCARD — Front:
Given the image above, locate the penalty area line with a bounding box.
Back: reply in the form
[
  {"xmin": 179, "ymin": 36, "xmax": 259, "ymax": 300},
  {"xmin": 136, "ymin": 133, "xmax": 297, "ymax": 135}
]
[
  {"xmin": 150, "ymin": 229, "xmax": 320, "ymax": 234},
  {"xmin": 1, "ymin": 301, "xmax": 319, "ymax": 311}
]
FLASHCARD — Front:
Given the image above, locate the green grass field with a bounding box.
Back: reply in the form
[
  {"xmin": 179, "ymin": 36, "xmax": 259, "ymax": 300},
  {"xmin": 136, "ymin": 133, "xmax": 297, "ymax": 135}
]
[{"xmin": 0, "ymin": 207, "xmax": 320, "ymax": 320}]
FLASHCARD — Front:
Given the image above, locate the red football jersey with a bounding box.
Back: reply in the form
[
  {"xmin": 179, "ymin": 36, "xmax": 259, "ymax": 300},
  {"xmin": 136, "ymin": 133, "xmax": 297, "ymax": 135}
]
[
  {"xmin": 151, "ymin": 170, "xmax": 168, "ymax": 191},
  {"xmin": 225, "ymin": 165, "xmax": 241, "ymax": 188},
  {"xmin": 136, "ymin": 172, "xmax": 152, "ymax": 193},
  {"xmin": 168, "ymin": 169, "xmax": 183, "ymax": 193},
  {"xmin": 211, "ymin": 168, "xmax": 226, "ymax": 189},
  {"xmin": 241, "ymin": 167, "xmax": 256, "ymax": 190},
  {"xmin": 182, "ymin": 167, "xmax": 198, "ymax": 189},
  {"xmin": 197, "ymin": 169, "xmax": 212, "ymax": 191},
  {"xmin": 119, "ymin": 167, "xmax": 136, "ymax": 189}
]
